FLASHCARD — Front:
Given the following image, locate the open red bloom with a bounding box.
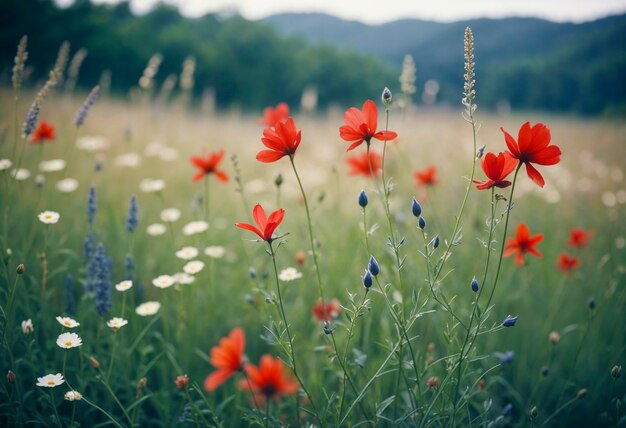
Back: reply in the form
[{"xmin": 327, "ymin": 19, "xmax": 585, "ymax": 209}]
[
  {"xmin": 31, "ymin": 121, "xmax": 55, "ymax": 143},
  {"xmin": 556, "ymin": 252, "xmax": 580, "ymax": 273},
  {"xmin": 312, "ymin": 298, "xmax": 341, "ymax": 322},
  {"xmin": 204, "ymin": 327, "xmax": 245, "ymax": 391},
  {"xmin": 346, "ymin": 151, "xmax": 381, "ymax": 177},
  {"xmin": 236, "ymin": 204, "xmax": 285, "ymax": 242},
  {"xmin": 339, "ymin": 99, "xmax": 398, "ymax": 151},
  {"xmin": 501, "ymin": 122, "xmax": 561, "ymax": 188},
  {"xmin": 259, "ymin": 102, "xmax": 289, "ymax": 127},
  {"xmin": 190, "ymin": 149, "xmax": 228, "ymax": 182},
  {"xmin": 567, "ymin": 228, "xmax": 593, "ymax": 248},
  {"xmin": 414, "ymin": 165, "xmax": 439, "ymax": 187},
  {"xmin": 240, "ymin": 355, "xmax": 299, "ymax": 403},
  {"xmin": 473, "ymin": 151, "xmax": 518, "ymax": 190},
  {"xmin": 257, "ymin": 117, "xmax": 301, "ymax": 163},
  {"xmin": 504, "ymin": 223, "xmax": 544, "ymax": 266}
]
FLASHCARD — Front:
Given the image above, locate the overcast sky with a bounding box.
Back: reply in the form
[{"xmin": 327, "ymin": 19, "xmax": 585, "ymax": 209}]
[{"xmin": 60, "ymin": 0, "xmax": 626, "ymax": 24}]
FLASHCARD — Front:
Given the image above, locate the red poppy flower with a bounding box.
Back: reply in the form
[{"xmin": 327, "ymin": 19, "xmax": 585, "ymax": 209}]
[
  {"xmin": 204, "ymin": 327, "xmax": 245, "ymax": 391},
  {"xmin": 556, "ymin": 252, "xmax": 580, "ymax": 273},
  {"xmin": 312, "ymin": 298, "xmax": 341, "ymax": 322},
  {"xmin": 339, "ymin": 99, "xmax": 398, "ymax": 151},
  {"xmin": 259, "ymin": 102, "xmax": 289, "ymax": 127},
  {"xmin": 414, "ymin": 165, "xmax": 439, "ymax": 187},
  {"xmin": 501, "ymin": 122, "xmax": 561, "ymax": 188},
  {"xmin": 473, "ymin": 151, "xmax": 518, "ymax": 190},
  {"xmin": 567, "ymin": 228, "xmax": 593, "ymax": 248},
  {"xmin": 346, "ymin": 151, "xmax": 382, "ymax": 177},
  {"xmin": 236, "ymin": 204, "xmax": 285, "ymax": 242},
  {"xmin": 503, "ymin": 223, "xmax": 544, "ymax": 266},
  {"xmin": 240, "ymin": 355, "xmax": 299, "ymax": 402},
  {"xmin": 190, "ymin": 149, "xmax": 228, "ymax": 182},
  {"xmin": 31, "ymin": 121, "xmax": 55, "ymax": 143},
  {"xmin": 257, "ymin": 117, "xmax": 301, "ymax": 163}
]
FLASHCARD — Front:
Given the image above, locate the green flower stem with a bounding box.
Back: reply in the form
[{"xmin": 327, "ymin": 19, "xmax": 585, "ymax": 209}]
[
  {"xmin": 184, "ymin": 387, "xmax": 211, "ymax": 427},
  {"xmin": 107, "ymin": 332, "xmax": 118, "ymax": 381},
  {"xmin": 81, "ymin": 395, "xmax": 125, "ymax": 428},
  {"xmin": 49, "ymin": 389, "xmax": 63, "ymax": 428},
  {"xmin": 96, "ymin": 366, "xmax": 134, "ymax": 427}
]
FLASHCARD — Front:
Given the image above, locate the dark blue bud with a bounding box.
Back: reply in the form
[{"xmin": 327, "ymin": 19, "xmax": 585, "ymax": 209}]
[
  {"xmin": 502, "ymin": 403, "xmax": 513, "ymax": 417},
  {"xmin": 248, "ymin": 267, "xmax": 257, "ymax": 279},
  {"xmin": 368, "ymin": 256, "xmax": 380, "ymax": 276},
  {"xmin": 496, "ymin": 350, "xmax": 515, "ymax": 366},
  {"xmin": 323, "ymin": 322, "xmax": 333, "ymax": 335},
  {"xmin": 587, "ymin": 297, "xmax": 596, "ymax": 309},
  {"xmin": 502, "ymin": 314, "xmax": 518, "ymax": 327},
  {"xmin": 541, "ymin": 366, "xmax": 549, "ymax": 377},
  {"xmin": 433, "ymin": 235, "xmax": 440, "ymax": 249},
  {"xmin": 471, "ymin": 276, "xmax": 479, "ymax": 292},
  {"xmin": 358, "ymin": 190, "xmax": 368, "ymax": 207},
  {"xmin": 362, "ymin": 270, "xmax": 373, "ymax": 289},
  {"xmin": 418, "ymin": 216, "xmax": 426, "ymax": 230},
  {"xmin": 411, "ymin": 198, "xmax": 422, "ymax": 217}
]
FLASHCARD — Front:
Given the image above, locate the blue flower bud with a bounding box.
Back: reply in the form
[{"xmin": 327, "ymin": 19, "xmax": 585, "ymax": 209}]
[
  {"xmin": 411, "ymin": 197, "xmax": 422, "ymax": 217},
  {"xmin": 587, "ymin": 297, "xmax": 596, "ymax": 309},
  {"xmin": 433, "ymin": 235, "xmax": 440, "ymax": 249},
  {"xmin": 541, "ymin": 366, "xmax": 549, "ymax": 377},
  {"xmin": 358, "ymin": 190, "xmax": 368, "ymax": 207},
  {"xmin": 502, "ymin": 314, "xmax": 518, "ymax": 327},
  {"xmin": 418, "ymin": 216, "xmax": 426, "ymax": 230},
  {"xmin": 248, "ymin": 267, "xmax": 257, "ymax": 279},
  {"xmin": 362, "ymin": 270, "xmax": 373, "ymax": 289},
  {"xmin": 368, "ymin": 256, "xmax": 380, "ymax": 276},
  {"xmin": 502, "ymin": 403, "xmax": 513, "ymax": 417},
  {"xmin": 471, "ymin": 276, "xmax": 479, "ymax": 292}
]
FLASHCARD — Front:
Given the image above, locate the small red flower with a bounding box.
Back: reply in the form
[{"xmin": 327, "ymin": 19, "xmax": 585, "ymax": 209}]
[
  {"xmin": 503, "ymin": 223, "xmax": 544, "ymax": 266},
  {"xmin": 190, "ymin": 149, "xmax": 228, "ymax": 182},
  {"xmin": 312, "ymin": 298, "xmax": 341, "ymax": 322},
  {"xmin": 259, "ymin": 102, "xmax": 289, "ymax": 127},
  {"xmin": 473, "ymin": 151, "xmax": 518, "ymax": 190},
  {"xmin": 501, "ymin": 122, "xmax": 561, "ymax": 188},
  {"xmin": 346, "ymin": 151, "xmax": 382, "ymax": 177},
  {"xmin": 556, "ymin": 253, "xmax": 580, "ymax": 273},
  {"xmin": 414, "ymin": 165, "xmax": 439, "ymax": 187},
  {"xmin": 567, "ymin": 228, "xmax": 593, "ymax": 248},
  {"xmin": 240, "ymin": 355, "xmax": 299, "ymax": 403},
  {"xmin": 204, "ymin": 327, "xmax": 245, "ymax": 391},
  {"xmin": 339, "ymin": 99, "xmax": 398, "ymax": 151},
  {"xmin": 257, "ymin": 117, "xmax": 301, "ymax": 163},
  {"xmin": 31, "ymin": 121, "xmax": 55, "ymax": 143},
  {"xmin": 236, "ymin": 204, "xmax": 285, "ymax": 242}
]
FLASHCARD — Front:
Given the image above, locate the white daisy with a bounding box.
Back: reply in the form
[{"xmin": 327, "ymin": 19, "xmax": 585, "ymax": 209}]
[
  {"xmin": 152, "ymin": 275, "xmax": 175, "ymax": 289},
  {"xmin": 278, "ymin": 267, "xmax": 303, "ymax": 282},
  {"xmin": 35, "ymin": 174, "xmax": 45, "ymax": 186},
  {"xmin": 11, "ymin": 168, "xmax": 30, "ymax": 181},
  {"xmin": 115, "ymin": 153, "xmax": 141, "ymax": 168},
  {"xmin": 139, "ymin": 178, "xmax": 165, "ymax": 193},
  {"xmin": 21, "ymin": 319, "xmax": 34, "ymax": 335},
  {"xmin": 37, "ymin": 373, "xmax": 64, "ymax": 388},
  {"xmin": 159, "ymin": 147, "xmax": 179, "ymax": 161},
  {"xmin": 0, "ymin": 159, "xmax": 13, "ymax": 171},
  {"xmin": 106, "ymin": 317, "xmax": 128, "ymax": 331},
  {"xmin": 183, "ymin": 260, "xmax": 205, "ymax": 275},
  {"xmin": 182, "ymin": 221, "xmax": 208, "ymax": 236},
  {"xmin": 173, "ymin": 272, "xmax": 195, "ymax": 285},
  {"xmin": 160, "ymin": 208, "xmax": 181, "ymax": 222},
  {"xmin": 204, "ymin": 246, "xmax": 226, "ymax": 258},
  {"xmin": 39, "ymin": 159, "xmax": 67, "ymax": 173},
  {"xmin": 56, "ymin": 316, "xmax": 80, "ymax": 328},
  {"xmin": 76, "ymin": 136, "xmax": 110, "ymax": 152},
  {"xmin": 175, "ymin": 246, "xmax": 199, "ymax": 260},
  {"xmin": 38, "ymin": 211, "xmax": 60, "ymax": 224},
  {"xmin": 64, "ymin": 390, "xmax": 83, "ymax": 401},
  {"xmin": 147, "ymin": 223, "xmax": 167, "ymax": 236},
  {"xmin": 56, "ymin": 178, "xmax": 79, "ymax": 193},
  {"xmin": 56, "ymin": 332, "xmax": 82, "ymax": 349},
  {"xmin": 115, "ymin": 280, "xmax": 133, "ymax": 292},
  {"xmin": 135, "ymin": 301, "xmax": 161, "ymax": 316}
]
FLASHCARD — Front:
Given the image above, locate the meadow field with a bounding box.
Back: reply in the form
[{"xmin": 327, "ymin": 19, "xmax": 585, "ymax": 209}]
[{"xmin": 1, "ymin": 38, "xmax": 625, "ymax": 427}]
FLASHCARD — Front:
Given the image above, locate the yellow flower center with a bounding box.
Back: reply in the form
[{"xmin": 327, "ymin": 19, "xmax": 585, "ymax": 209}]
[
  {"xmin": 65, "ymin": 341, "xmax": 72, "ymax": 346},
  {"xmin": 64, "ymin": 321, "xmax": 71, "ymax": 326},
  {"xmin": 47, "ymin": 381, "xmax": 55, "ymax": 385}
]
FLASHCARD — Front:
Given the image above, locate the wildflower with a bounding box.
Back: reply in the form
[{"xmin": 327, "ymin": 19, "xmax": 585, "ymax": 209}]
[
  {"xmin": 183, "ymin": 260, "xmax": 205, "ymax": 275},
  {"xmin": 541, "ymin": 366, "xmax": 549, "ymax": 377},
  {"xmin": 93, "ymin": 243, "xmax": 112, "ymax": 315},
  {"xmin": 278, "ymin": 267, "xmax": 302, "ymax": 282},
  {"xmin": 160, "ymin": 208, "xmax": 181, "ymax": 222},
  {"xmin": 204, "ymin": 246, "xmax": 226, "ymax": 258},
  {"xmin": 260, "ymin": 102, "xmax": 289, "ymax": 127},
  {"xmin": 496, "ymin": 350, "xmax": 515, "ymax": 367},
  {"xmin": 204, "ymin": 327, "xmax": 245, "ymax": 391},
  {"xmin": 90, "ymin": 356, "xmax": 100, "ymax": 368},
  {"xmin": 362, "ymin": 270, "xmax": 373, "ymax": 289},
  {"xmin": 462, "ymin": 27, "xmax": 476, "ymax": 113},
  {"xmin": 37, "ymin": 373, "xmax": 64, "ymax": 388},
  {"xmin": 115, "ymin": 280, "xmax": 133, "ymax": 292},
  {"xmin": 11, "ymin": 168, "xmax": 30, "ymax": 181},
  {"xmin": 21, "ymin": 318, "xmax": 34, "ymax": 335},
  {"xmin": 7, "ymin": 370, "xmax": 16, "ymax": 384},
  {"xmin": 136, "ymin": 301, "xmax": 161, "ymax": 316},
  {"xmin": 529, "ymin": 406, "xmax": 538, "ymax": 420},
  {"xmin": 339, "ymin": 99, "xmax": 398, "ymax": 151},
  {"xmin": 35, "ymin": 174, "xmax": 45, "ymax": 187},
  {"xmin": 426, "ymin": 376, "xmax": 438, "ymax": 388},
  {"xmin": 549, "ymin": 331, "xmax": 560, "ymax": 344},
  {"xmin": 257, "ymin": 117, "xmax": 301, "ymax": 162},
  {"xmin": 56, "ymin": 316, "xmax": 80, "ymax": 328},
  {"xmin": 418, "ymin": 216, "xmax": 426, "ymax": 230},
  {"xmin": 152, "ymin": 275, "xmax": 175, "ymax": 289},
  {"xmin": 17, "ymin": 264, "xmax": 25, "ymax": 274},
  {"xmin": 56, "ymin": 178, "xmax": 79, "ymax": 193},
  {"xmin": 31, "ymin": 121, "xmax": 55, "ymax": 143},
  {"xmin": 577, "ymin": 388, "xmax": 587, "ymax": 399},
  {"xmin": 411, "ymin": 198, "xmax": 422, "ymax": 217},
  {"xmin": 190, "ymin": 149, "xmax": 229, "ymax": 182},
  {"xmin": 346, "ymin": 151, "xmax": 382, "ymax": 177},
  {"xmin": 473, "ymin": 152, "xmax": 518, "ymax": 190},
  {"xmin": 86, "ymin": 186, "xmax": 96, "ymax": 225},
  {"xmin": 368, "ymin": 256, "xmax": 380, "ymax": 276},
  {"xmin": 173, "ymin": 272, "xmax": 195, "ymax": 285},
  {"xmin": 124, "ymin": 255, "xmax": 134, "ymax": 278},
  {"xmin": 38, "ymin": 211, "xmax": 60, "ymax": 224},
  {"xmin": 294, "ymin": 250, "xmax": 306, "ymax": 265},
  {"xmin": 399, "ymin": 54, "xmax": 416, "ymax": 100},
  {"xmin": 56, "ymin": 332, "xmax": 82, "ymax": 349},
  {"xmin": 126, "ymin": 195, "xmax": 139, "ymax": 233},
  {"xmin": 139, "ymin": 178, "xmax": 165, "ymax": 193},
  {"xmin": 175, "ymin": 374, "xmax": 189, "ymax": 390},
  {"xmin": 176, "ymin": 246, "xmax": 199, "ymax": 260},
  {"xmin": 106, "ymin": 317, "xmax": 128, "ymax": 331},
  {"xmin": 501, "ymin": 122, "xmax": 561, "ymax": 188},
  {"xmin": 12, "ymin": 35, "xmax": 28, "ymax": 92},
  {"xmin": 471, "ymin": 276, "xmax": 479, "ymax": 292},
  {"xmin": 39, "ymin": 159, "xmax": 66, "ymax": 173},
  {"xmin": 567, "ymin": 228, "xmax": 593, "ymax": 248},
  {"xmin": 358, "ymin": 190, "xmax": 368, "ymax": 207},
  {"xmin": 74, "ymin": 85, "xmax": 100, "ymax": 127},
  {"xmin": 414, "ymin": 165, "xmax": 439, "ymax": 187},
  {"xmin": 240, "ymin": 355, "xmax": 299, "ymax": 401},
  {"xmin": 182, "ymin": 220, "xmax": 209, "ymax": 236},
  {"xmin": 22, "ymin": 102, "xmax": 40, "ymax": 138},
  {"xmin": 587, "ymin": 298, "xmax": 596, "ymax": 309},
  {"xmin": 556, "ymin": 253, "xmax": 579, "ymax": 273},
  {"xmin": 0, "ymin": 159, "xmax": 13, "ymax": 171},
  {"xmin": 502, "ymin": 403, "xmax": 513, "ymax": 417},
  {"xmin": 236, "ymin": 204, "xmax": 285, "ymax": 242},
  {"xmin": 64, "ymin": 390, "xmax": 83, "ymax": 401},
  {"xmin": 381, "ymin": 87, "xmax": 392, "ymax": 103},
  {"xmin": 115, "ymin": 153, "xmax": 141, "ymax": 168},
  {"xmin": 312, "ymin": 298, "xmax": 341, "ymax": 321},
  {"xmin": 612, "ymin": 365, "xmax": 622, "ymax": 378},
  {"xmin": 503, "ymin": 223, "xmax": 543, "ymax": 266},
  {"xmin": 137, "ymin": 377, "xmax": 148, "ymax": 390},
  {"xmin": 433, "ymin": 235, "xmax": 440, "ymax": 249},
  {"xmin": 147, "ymin": 223, "xmax": 166, "ymax": 236},
  {"xmin": 502, "ymin": 315, "xmax": 518, "ymax": 327},
  {"xmin": 76, "ymin": 136, "xmax": 110, "ymax": 152}
]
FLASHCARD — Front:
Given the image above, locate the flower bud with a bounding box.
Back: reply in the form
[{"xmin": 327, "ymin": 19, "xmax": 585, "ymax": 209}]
[
  {"xmin": 611, "ymin": 365, "xmax": 622, "ymax": 378},
  {"xmin": 362, "ymin": 270, "xmax": 373, "ymax": 289},
  {"xmin": 502, "ymin": 403, "xmax": 513, "ymax": 416},
  {"xmin": 541, "ymin": 366, "xmax": 549, "ymax": 377},
  {"xmin": 529, "ymin": 406, "xmax": 538, "ymax": 419},
  {"xmin": 7, "ymin": 370, "xmax": 16, "ymax": 384},
  {"xmin": 274, "ymin": 173, "xmax": 283, "ymax": 187},
  {"xmin": 418, "ymin": 216, "xmax": 426, "ymax": 230},
  {"xmin": 21, "ymin": 319, "xmax": 33, "ymax": 335},
  {"xmin": 549, "ymin": 331, "xmax": 560, "ymax": 344},
  {"xmin": 323, "ymin": 322, "xmax": 333, "ymax": 335},
  {"xmin": 90, "ymin": 356, "xmax": 100, "ymax": 369},
  {"xmin": 433, "ymin": 235, "xmax": 440, "ymax": 249},
  {"xmin": 295, "ymin": 250, "xmax": 307, "ymax": 266},
  {"xmin": 502, "ymin": 315, "xmax": 518, "ymax": 327},
  {"xmin": 381, "ymin": 87, "xmax": 392, "ymax": 103},
  {"xmin": 137, "ymin": 377, "xmax": 148, "ymax": 390},
  {"xmin": 477, "ymin": 145, "xmax": 486, "ymax": 159},
  {"xmin": 411, "ymin": 198, "xmax": 422, "ymax": 217},
  {"xmin": 174, "ymin": 374, "xmax": 189, "ymax": 390},
  {"xmin": 358, "ymin": 190, "xmax": 368, "ymax": 208},
  {"xmin": 16, "ymin": 263, "xmax": 25, "ymax": 274},
  {"xmin": 248, "ymin": 267, "xmax": 257, "ymax": 279},
  {"xmin": 426, "ymin": 376, "xmax": 438, "ymax": 388},
  {"xmin": 587, "ymin": 297, "xmax": 596, "ymax": 309},
  {"xmin": 471, "ymin": 276, "xmax": 479, "ymax": 293},
  {"xmin": 577, "ymin": 388, "xmax": 587, "ymax": 399},
  {"xmin": 368, "ymin": 256, "xmax": 380, "ymax": 276}
]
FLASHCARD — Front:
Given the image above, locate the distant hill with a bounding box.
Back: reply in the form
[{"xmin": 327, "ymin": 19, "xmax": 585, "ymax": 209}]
[{"xmin": 263, "ymin": 13, "xmax": 626, "ymax": 114}]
